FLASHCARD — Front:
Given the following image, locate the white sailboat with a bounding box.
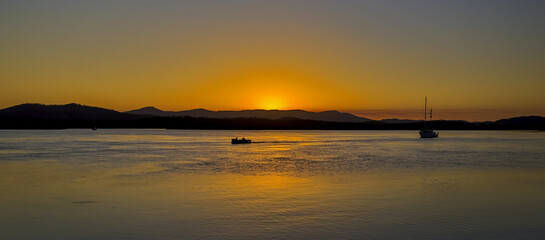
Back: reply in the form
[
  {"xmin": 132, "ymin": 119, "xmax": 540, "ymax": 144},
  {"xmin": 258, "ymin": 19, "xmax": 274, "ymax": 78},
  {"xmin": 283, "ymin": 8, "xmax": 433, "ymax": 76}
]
[{"xmin": 419, "ymin": 96, "xmax": 438, "ymax": 138}]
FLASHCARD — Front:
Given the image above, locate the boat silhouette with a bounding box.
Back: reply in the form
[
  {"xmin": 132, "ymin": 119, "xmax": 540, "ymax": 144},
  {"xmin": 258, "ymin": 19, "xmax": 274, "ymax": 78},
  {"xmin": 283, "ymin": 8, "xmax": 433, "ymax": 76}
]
[
  {"xmin": 420, "ymin": 96, "xmax": 438, "ymax": 138},
  {"xmin": 232, "ymin": 137, "xmax": 251, "ymax": 144}
]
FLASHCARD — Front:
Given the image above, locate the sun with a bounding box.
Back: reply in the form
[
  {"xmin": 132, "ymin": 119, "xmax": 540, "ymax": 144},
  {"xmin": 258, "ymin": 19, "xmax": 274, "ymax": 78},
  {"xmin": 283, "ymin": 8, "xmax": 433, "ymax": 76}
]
[{"xmin": 258, "ymin": 95, "xmax": 287, "ymax": 110}]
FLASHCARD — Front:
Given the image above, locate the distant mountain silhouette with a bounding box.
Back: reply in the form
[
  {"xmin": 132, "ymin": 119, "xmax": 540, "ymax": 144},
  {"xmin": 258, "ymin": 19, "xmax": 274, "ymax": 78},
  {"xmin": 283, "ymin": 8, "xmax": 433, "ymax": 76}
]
[
  {"xmin": 1, "ymin": 103, "xmax": 544, "ymax": 130},
  {"xmin": 126, "ymin": 107, "xmax": 371, "ymax": 122},
  {"xmin": 495, "ymin": 116, "xmax": 545, "ymax": 129},
  {"xmin": 0, "ymin": 103, "xmax": 139, "ymax": 120}
]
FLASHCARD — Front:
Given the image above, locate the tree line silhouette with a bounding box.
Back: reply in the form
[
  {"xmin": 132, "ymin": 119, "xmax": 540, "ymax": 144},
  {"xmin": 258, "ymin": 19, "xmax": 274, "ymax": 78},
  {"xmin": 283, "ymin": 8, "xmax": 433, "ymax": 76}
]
[{"xmin": 1, "ymin": 116, "xmax": 544, "ymax": 130}]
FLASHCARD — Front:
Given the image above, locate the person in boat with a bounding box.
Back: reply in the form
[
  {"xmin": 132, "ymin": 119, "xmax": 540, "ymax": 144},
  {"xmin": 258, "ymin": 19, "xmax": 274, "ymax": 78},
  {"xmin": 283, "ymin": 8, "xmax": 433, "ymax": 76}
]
[{"xmin": 241, "ymin": 137, "xmax": 246, "ymax": 141}]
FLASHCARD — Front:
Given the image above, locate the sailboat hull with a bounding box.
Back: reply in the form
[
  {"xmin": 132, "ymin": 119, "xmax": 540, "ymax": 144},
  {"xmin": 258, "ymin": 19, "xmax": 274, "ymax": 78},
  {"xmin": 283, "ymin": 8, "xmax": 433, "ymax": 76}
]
[{"xmin": 420, "ymin": 130, "xmax": 438, "ymax": 138}]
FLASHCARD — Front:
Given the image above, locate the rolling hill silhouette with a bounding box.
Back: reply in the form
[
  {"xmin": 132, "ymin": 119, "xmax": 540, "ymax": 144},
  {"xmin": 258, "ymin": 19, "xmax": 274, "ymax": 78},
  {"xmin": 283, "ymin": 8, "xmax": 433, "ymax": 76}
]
[
  {"xmin": 0, "ymin": 103, "xmax": 138, "ymax": 120},
  {"xmin": 0, "ymin": 103, "xmax": 544, "ymax": 130},
  {"xmin": 126, "ymin": 107, "xmax": 371, "ymax": 122},
  {"xmin": 495, "ymin": 116, "xmax": 545, "ymax": 128}
]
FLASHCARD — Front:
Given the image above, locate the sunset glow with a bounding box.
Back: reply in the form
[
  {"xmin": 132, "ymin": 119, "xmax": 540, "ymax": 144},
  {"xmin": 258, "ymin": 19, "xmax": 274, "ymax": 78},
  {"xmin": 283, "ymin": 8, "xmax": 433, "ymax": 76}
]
[
  {"xmin": 1, "ymin": 1, "xmax": 544, "ymax": 121},
  {"xmin": 257, "ymin": 95, "xmax": 288, "ymax": 110},
  {"xmin": 3, "ymin": 2, "xmax": 545, "ymax": 240}
]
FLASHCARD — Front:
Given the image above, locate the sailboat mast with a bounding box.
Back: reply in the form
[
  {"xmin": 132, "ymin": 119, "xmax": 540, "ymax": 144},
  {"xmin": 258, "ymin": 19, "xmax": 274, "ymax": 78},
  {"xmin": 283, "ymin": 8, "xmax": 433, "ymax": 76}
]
[
  {"xmin": 424, "ymin": 96, "xmax": 427, "ymax": 125},
  {"xmin": 430, "ymin": 108, "xmax": 433, "ymax": 127}
]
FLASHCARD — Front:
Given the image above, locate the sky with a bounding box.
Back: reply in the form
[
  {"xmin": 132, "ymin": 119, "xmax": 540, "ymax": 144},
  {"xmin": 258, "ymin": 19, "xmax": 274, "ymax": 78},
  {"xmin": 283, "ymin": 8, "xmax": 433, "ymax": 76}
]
[{"xmin": 1, "ymin": 0, "xmax": 544, "ymax": 121}]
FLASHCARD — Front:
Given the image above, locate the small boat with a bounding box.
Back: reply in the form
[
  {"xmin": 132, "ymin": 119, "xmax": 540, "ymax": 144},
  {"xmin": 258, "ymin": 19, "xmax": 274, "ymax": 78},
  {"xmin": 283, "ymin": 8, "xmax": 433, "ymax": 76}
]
[
  {"xmin": 92, "ymin": 127, "xmax": 98, "ymax": 131},
  {"xmin": 419, "ymin": 129, "xmax": 438, "ymax": 138},
  {"xmin": 420, "ymin": 96, "xmax": 438, "ymax": 138},
  {"xmin": 232, "ymin": 137, "xmax": 251, "ymax": 144}
]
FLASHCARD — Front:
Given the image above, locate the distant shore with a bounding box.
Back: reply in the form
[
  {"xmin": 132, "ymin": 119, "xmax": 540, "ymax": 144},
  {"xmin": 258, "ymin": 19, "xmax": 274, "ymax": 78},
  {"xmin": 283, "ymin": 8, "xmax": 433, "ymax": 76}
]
[
  {"xmin": 1, "ymin": 116, "xmax": 544, "ymax": 130},
  {"xmin": 1, "ymin": 103, "xmax": 544, "ymax": 130}
]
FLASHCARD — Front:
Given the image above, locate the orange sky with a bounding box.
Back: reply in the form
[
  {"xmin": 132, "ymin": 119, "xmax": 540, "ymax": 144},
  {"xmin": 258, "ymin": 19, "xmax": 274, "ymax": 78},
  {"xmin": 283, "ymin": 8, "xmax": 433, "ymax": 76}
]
[{"xmin": 1, "ymin": 1, "xmax": 544, "ymax": 121}]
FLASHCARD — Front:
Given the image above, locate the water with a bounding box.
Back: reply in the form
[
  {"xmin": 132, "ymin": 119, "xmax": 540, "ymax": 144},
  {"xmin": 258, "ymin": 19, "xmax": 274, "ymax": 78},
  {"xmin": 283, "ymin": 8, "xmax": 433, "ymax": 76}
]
[{"xmin": 1, "ymin": 130, "xmax": 544, "ymax": 239}]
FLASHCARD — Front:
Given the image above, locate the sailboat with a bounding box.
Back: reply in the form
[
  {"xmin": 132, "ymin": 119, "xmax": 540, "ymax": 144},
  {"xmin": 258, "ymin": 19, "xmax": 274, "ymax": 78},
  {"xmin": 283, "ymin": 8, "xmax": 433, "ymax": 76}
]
[{"xmin": 419, "ymin": 96, "xmax": 438, "ymax": 138}]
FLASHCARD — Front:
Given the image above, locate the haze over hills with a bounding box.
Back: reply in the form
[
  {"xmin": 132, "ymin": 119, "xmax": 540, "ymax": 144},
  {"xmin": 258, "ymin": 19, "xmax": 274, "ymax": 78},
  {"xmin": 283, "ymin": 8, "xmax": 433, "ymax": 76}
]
[{"xmin": 126, "ymin": 106, "xmax": 371, "ymax": 122}]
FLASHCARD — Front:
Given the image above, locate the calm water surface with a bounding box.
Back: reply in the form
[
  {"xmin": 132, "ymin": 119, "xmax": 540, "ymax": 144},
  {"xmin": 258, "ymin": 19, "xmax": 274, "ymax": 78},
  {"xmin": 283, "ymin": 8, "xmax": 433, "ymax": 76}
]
[{"xmin": 1, "ymin": 130, "xmax": 545, "ymax": 239}]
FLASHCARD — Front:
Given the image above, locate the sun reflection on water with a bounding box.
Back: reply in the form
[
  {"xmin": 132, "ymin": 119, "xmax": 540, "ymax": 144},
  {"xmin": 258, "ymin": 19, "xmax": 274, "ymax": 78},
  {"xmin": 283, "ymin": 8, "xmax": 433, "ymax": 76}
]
[{"xmin": 1, "ymin": 130, "xmax": 545, "ymax": 239}]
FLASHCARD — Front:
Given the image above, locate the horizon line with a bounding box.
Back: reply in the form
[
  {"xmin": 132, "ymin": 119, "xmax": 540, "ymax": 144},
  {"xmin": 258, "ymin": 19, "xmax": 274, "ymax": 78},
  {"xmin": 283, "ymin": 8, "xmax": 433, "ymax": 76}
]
[{"xmin": 2, "ymin": 102, "xmax": 545, "ymax": 122}]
